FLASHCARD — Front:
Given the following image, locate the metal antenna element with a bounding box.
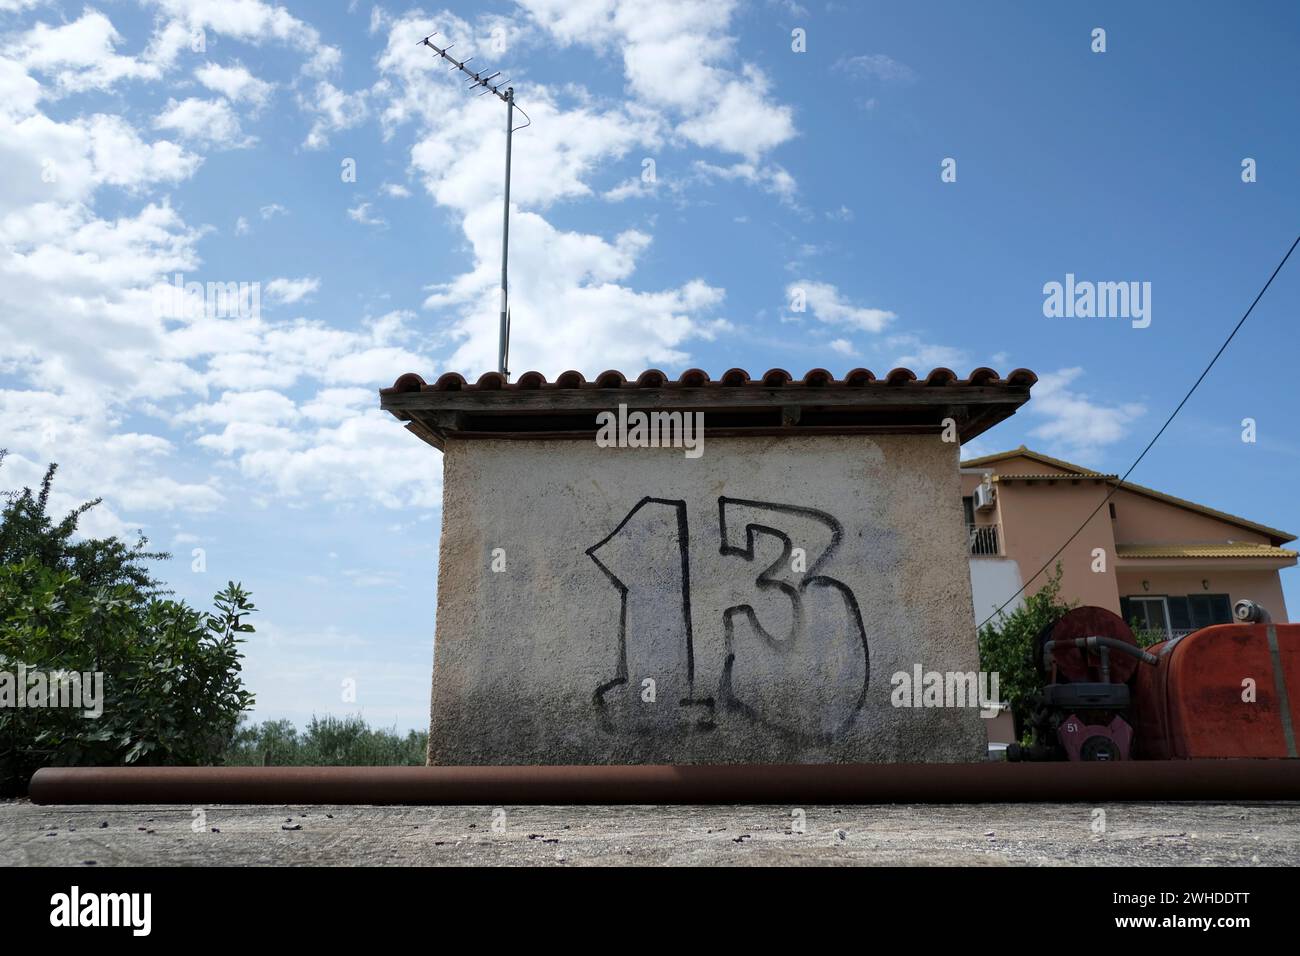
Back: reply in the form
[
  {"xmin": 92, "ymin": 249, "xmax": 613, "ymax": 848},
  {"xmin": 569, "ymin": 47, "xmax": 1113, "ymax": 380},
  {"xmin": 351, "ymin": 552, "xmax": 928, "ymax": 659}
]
[{"xmin": 419, "ymin": 32, "xmax": 530, "ymax": 378}]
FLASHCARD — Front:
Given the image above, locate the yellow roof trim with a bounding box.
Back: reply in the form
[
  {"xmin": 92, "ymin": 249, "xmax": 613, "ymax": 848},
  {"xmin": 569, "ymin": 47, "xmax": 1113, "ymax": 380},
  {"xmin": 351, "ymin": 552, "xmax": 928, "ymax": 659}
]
[
  {"xmin": 992, "ymin": 473, "xmax": 1118, "ymax": 482},
  {"xmin": 1116, "ymin": 543, "xmax": 1298, "ymax": 560},
  {"xmin": 959, "ymin": 445, "xmax": 1106, "ymax": 476},
  {"xmin": 959, "ymin": 446, "xmax": 1295, "ymax": 545}
]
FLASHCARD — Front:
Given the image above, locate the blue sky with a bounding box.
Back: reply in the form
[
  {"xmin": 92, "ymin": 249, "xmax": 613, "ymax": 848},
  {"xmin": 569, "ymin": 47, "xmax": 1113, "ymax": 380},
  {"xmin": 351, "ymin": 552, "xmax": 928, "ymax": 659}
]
[{"xmin": 1, "ymin": 0, "xmax": 1297, "ymax": 731}]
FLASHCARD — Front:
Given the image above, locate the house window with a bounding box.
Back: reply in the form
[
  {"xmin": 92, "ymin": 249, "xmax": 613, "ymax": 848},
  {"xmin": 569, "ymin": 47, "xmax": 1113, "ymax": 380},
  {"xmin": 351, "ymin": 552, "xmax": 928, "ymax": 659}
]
[
  {"xmin": 962, "ymin": 496, "xmax": 975, "ymax": 525},
  {"xmin": 1121, "ymin": 593, "xmax": 1233, "ymax": 638},
  {"xmin": 1124, "ymin": 596, "xmax": 1171, "ymax": 636}
]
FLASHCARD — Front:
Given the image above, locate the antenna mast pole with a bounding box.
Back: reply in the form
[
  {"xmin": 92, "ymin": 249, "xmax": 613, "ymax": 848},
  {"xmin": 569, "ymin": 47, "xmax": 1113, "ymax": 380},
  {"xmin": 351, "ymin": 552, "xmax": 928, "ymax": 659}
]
[
  {"xmin": 419, "ymin": 33, "xmax": 528, "ymax": 378},
  {"xmin": 499, "ymin": 87, "xmax": 513, "ymax": 379}
]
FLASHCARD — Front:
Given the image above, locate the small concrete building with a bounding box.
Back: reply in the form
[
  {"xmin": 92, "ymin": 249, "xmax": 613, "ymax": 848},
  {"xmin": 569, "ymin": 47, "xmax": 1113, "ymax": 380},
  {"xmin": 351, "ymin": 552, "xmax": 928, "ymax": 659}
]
[{"xmin": 381, "ymin": 366, "xmax": 1036, "ymax": 765}]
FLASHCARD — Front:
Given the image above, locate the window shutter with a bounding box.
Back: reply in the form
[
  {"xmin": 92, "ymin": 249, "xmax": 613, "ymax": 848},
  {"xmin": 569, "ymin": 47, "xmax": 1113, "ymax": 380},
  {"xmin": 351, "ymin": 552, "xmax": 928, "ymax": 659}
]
[
  {"xmin": 1189, "ymin": 595, "xmax": 1215, "ymax": 629},
  {"xmin": 1167, "ymin": 596, "xmax": 1192, "ymax": 631}
]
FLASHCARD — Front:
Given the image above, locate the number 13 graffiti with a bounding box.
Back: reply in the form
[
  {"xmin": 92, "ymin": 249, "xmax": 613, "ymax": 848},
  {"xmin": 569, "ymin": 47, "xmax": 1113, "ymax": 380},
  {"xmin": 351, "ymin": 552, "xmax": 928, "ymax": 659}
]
[{"xmin": 586, "ymin": 496, "xmax": 870, "ymax": 741}]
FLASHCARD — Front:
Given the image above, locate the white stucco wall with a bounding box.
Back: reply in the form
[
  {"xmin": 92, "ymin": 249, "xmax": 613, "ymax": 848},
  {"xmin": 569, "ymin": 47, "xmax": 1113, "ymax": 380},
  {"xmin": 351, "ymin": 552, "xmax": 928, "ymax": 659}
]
[
  {"xmin": 429, "ymin": 433, "xmax": 988, "ymax": 764},
  {"xmin": 969, "ymin": 557, "xmax": 1025, "ymax": 623}
]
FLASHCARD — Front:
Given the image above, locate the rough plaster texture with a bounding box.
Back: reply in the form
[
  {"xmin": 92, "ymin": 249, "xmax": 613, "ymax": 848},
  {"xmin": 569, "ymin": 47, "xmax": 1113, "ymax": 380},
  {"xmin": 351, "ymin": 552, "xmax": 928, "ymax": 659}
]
[{"xmin": 430, "ymin": 434, "xmax": 984, "ymax": 764}]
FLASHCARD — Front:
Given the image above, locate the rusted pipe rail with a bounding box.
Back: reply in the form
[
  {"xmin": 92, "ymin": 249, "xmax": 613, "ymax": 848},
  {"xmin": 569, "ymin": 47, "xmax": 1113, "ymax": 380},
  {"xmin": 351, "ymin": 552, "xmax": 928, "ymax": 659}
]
[{"xmin": 28, "ymin": 761, "xmax": 1300, "ymax": 805}]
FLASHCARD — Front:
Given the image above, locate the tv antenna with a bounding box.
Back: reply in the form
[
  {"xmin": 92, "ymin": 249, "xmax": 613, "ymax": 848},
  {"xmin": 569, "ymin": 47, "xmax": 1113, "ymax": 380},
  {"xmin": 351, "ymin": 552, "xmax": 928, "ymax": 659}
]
[{"xmin": 419, "ymin": 31, "xmax": 530, "ymax": 378}]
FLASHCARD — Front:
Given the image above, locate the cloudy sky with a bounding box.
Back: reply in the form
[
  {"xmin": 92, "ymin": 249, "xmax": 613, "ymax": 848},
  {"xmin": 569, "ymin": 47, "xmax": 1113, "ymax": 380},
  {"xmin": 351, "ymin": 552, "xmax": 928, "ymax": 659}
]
[{"xmin": 1, "ymin": 1, "xmax": 1297, "ymax": 730}]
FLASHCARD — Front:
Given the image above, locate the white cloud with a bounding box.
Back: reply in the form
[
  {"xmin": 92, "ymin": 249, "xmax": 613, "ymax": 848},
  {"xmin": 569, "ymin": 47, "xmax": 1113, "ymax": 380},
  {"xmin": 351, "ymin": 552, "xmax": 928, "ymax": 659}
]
[
  {"xmin": 403, "ymin": 84, "xmax": 656, "ymax": 212},
  {"xmin": 301, "ymin": 81, "xmax": 367, "ymax": 149},
  {"xmin": 264, "ymin": 276, "xmax": 321, "ymax": 304},
  {"xmin": 0, "ymin": 53, "xmax": 42, "ymax": 118},
  {"xmin": 787, "ymin": 280, "xmax": 895, "ymax": 334},
  {"xmin": 196, "ymin": 403, "xmax": 443, "ymax": 509},
  {"xmin": 141, "ymin": 0, "xmax": 342, "ymax": 78},
  {"xmin": 300, "ymin": 386, "xmax": 376, "ymax": 423},
  {"xmin": 86, "ymin": 114, "xmax": 203, "ymax": 186},
  {"xmin": 362, "ymin": 10, "xmax": 729, "ymax": 375},
  {"xmin": 154, "ymin": 96, "xmax": 253, "ymax": 147},
  {"xmin": 694, "ymin": 160, "xmax": 797, "ymax": 203},
  {"xmin": 0, "ymin": 46, "xmax": 436, "ymax": 524},
  {"xmin": 0, "ymin": 390, "xmax": 223, "ymax": 541},
  {"xmin": 177, "ymin": 389, "xmax": 299, "ymax": 426},
  {"xmin": 0, "ymin": 106, "xmax": 200, "ymax": 218},
  {"xmin": 426, "ymin": 204, "xmax": 725, "ymax": 374},
  {"xmin": 194, "ymin": 61, "xmax": 273, "ymax": 107},
  {"xmin": 347, "ymin": 202, "xmax": 386, "ymax": 228},
  {"xmin": 1027, "ymin": 367, "xmax": 1146, "ymax": 454},
  {"xmin": 0, "ymin": 0, "xmax": 803, "ymax": 532},
  {"xmin": 7, "ymin": 10, "xmax": 162, "ymax": 93},
  {"xmin": 675, "ymin": 65, "xmax": 795, "ymax": 161},
  {"xmin": 839, "ymin": 53, "xmax": 916, "ymax": 84},
  {"xmin": 603, "ymin": 175, "xmax": 661, "ymax": 201},
  {"xmin": 517, "ymin": 0, "xmax": 796, "ymax": 162},
  {"xmin": 768, "ymin": 0, "xmax": 809, "ymax": 17},
  {"xmin": 0, "ymin": 201, "xmax": 204, "ymax": 398},
  {"xmin": 886, "ymin": 336, "xmax": 969, "ymax": 371}
]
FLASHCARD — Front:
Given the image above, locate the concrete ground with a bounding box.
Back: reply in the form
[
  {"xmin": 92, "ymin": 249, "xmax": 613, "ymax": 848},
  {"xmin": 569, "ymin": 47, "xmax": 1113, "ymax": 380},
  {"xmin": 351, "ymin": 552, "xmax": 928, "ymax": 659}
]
[{"xmin": 3, "ymin": 799, "xmax": 1299, "ymax": 865}]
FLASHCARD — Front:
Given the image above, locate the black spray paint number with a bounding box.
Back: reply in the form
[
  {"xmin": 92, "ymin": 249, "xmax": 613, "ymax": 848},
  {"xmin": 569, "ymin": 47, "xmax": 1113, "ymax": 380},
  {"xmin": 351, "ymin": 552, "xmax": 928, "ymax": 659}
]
[
  {"xmin": 585, "ymin": 498, "xmax": 697, "ymax": 714},
  {"xmin": 586, "ymin": 496, "xmax": 869, "ymax": 741}
]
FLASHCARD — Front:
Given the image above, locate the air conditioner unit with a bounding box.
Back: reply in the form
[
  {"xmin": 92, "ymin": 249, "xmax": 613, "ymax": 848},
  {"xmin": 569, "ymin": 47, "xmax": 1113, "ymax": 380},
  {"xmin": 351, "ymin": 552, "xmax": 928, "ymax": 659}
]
[{"xmin": 974, "ymin": 482, "xmax": 996, "ymax": 512}]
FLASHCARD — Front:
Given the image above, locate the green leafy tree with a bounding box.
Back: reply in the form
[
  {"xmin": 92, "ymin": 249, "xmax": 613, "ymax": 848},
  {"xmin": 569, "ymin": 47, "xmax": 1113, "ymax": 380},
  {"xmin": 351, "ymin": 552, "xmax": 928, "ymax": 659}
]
[
  {"xmin": 0, "ymin": 453, "xmax": 168, "ymax": 597},
  {"xmin": 977, "ymin": 565, "xmax": 1075, "ymax": 738},
  {"xmin": 225, "ymin": 716, "xmax": 427, "ymax": 766},
  {"xmin": 0, "ymin": 454, "xmax": 256, "ymax": 795}
]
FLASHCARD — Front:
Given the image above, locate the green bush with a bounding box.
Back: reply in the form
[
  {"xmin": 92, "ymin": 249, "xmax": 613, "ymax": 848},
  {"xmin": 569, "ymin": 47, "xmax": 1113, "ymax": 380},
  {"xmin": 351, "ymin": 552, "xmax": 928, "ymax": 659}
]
[
  {"xmin": 1130, "ymin": 624, "xmax": 1167, "ymax": 649},
  {"xmin": 0, "ymin": 457, "xmax": 168, "ymax": 597},
  {"xmin": 225, "ymin": 715, "xmax": 428, "ymax": 766},
  {"xmin": 977, "ymin": 565, "xmax": 1075, "ymax": 739},
  {"xmin": 0, "ymin": 455, "xmax": 256, "ymax": 795},
  {"xmin": 0, "ymin": 559, "xmax": 257, "ymax": 794}
]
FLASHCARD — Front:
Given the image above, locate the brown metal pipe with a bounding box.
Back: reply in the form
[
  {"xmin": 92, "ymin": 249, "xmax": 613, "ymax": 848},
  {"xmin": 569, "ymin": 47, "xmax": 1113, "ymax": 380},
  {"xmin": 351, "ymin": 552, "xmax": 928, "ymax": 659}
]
[{"xmin": 27, "ymin": 761, "xmax": 1300, "ymax": 805}]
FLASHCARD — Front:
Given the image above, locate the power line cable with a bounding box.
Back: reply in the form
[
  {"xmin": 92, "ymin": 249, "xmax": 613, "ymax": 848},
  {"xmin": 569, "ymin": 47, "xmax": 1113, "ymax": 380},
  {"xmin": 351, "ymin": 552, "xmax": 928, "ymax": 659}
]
[{"xmin": 977, "ymin": 232, "xmax": 1300, "ymax": 631}]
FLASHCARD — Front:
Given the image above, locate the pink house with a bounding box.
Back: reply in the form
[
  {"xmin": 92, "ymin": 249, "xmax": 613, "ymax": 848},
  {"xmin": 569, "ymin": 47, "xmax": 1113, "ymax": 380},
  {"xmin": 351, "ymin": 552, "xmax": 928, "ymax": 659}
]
[{"xmin": 961, "ymin": 447, "xmax": 1295, "ymax": 636}]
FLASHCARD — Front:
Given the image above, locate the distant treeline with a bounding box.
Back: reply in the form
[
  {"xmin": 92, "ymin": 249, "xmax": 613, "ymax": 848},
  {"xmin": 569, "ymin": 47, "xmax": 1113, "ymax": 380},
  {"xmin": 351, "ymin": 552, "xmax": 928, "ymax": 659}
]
[{"xmin": 225, "ymin": 715, "xmax": 428, "ymax": 766}]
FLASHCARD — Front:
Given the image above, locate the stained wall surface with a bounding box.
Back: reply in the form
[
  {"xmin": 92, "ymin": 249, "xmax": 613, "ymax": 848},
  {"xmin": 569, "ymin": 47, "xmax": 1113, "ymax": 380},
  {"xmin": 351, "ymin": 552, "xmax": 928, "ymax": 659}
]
[{"xmin": 429, "ymin": 434, "xmax": 987, "ymax": 764}]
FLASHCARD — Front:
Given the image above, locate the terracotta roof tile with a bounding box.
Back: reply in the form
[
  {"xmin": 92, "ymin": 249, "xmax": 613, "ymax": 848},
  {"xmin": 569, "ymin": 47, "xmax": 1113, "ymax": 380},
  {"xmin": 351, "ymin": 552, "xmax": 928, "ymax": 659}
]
[
  {"xmin": 379, "ymin": 367, "xmax": 1037, "ymax": 450},
  {"xmin": 382, "ymin": 367, "xmax": 1039, "ymax": 395}
]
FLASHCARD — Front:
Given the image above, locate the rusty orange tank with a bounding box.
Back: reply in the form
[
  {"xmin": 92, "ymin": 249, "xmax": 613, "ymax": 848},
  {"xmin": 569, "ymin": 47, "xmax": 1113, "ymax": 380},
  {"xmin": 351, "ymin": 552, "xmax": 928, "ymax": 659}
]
[{"xmin": 1132, "ymin": 623, "xmax": 1300, "ymax": 759}]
